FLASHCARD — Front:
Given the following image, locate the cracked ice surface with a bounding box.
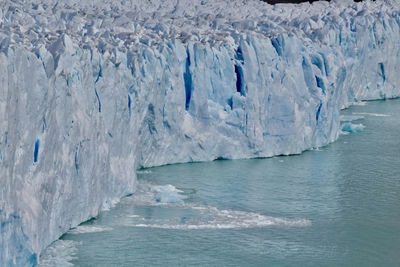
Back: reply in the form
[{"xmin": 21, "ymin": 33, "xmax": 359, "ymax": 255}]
[{"xmin": 1, "ymin": 0, "xmax": 400, "ymax": 265}]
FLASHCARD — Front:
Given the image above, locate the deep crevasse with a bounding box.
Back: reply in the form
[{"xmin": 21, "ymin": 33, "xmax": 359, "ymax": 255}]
[{"xmin": 1, "ymin": 0, "xmax": 400, "ymax": 265}]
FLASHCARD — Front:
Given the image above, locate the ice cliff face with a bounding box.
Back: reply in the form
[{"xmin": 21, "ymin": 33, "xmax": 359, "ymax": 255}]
[{"xmin": 1, "ymin": 0, "xmax": 400, "ymax": 265}]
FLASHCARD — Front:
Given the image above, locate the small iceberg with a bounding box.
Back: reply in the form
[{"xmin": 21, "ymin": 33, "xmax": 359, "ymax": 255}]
[
  {"xmin": 126, "ymin": 182, "xmax": 187, "ymax": 205},
  {"xmin": 152, "ymin": 184, "xmax": 187, "ymax": 203},
  {"xmin": 341, "ymin": 123, "xmax": 365, "ymax": 133}
]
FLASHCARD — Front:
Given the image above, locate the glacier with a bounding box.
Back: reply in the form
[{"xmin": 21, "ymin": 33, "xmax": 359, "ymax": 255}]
[{"xmin": 1, "ymin": 0, "xmax": 400, "ymax": 265}]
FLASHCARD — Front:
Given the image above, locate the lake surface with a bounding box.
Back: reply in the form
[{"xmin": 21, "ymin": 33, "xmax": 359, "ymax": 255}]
[{"xmin": 40, "ymin": 99, "xmax": 400, "ymax": 266}]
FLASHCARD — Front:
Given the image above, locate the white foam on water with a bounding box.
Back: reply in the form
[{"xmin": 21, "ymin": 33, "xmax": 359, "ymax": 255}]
[
  {"xmin": 127, "ymin": 214, "xmax": 141, "ymax": 218},
  {"xmin": 311, "ymin": 147, "xmax": 324, "ymax": 152},
  {"xmin": 340, "ymin": 115, "xmax": 364, "ymax": 122},
  {"xmin": 136, "ymin": 170, "xmax": 152, "ymax": 174},
  {"xmin": 125, "ymin": 203, "xmax": 311, "ymax": 230},
  {"xmin": 123, "ymin": 182, "xmax": 311, "ymax": 229},
  {"xmin": 68, "ymin": 225, "xmax": 113, "ymax": 234},
  {"xmin": 128, "ymin": 208, "xmax": 310, "ymax": 229},
  {"xmin": 351, "ymin": 102, "xmax": 368, "ymax": 106},
  {"xmin": 39, "ymin": 240, "xmax": 79, "ymax": 267},
  {"xmin": 352, "ymin": 112, "xmax": 390, "ymax": 117}
]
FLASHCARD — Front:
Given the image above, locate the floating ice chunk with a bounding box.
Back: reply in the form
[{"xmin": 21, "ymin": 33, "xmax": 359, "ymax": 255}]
[
  {"xmin": 100, "ymin": 198, "xmax": 120, "ymax": 211},
  {"xmin": 341, "ymin": 123, "xmax": 365, "ymax": 133},
  {"xmin": 152, "ymin": 184, "xmax": 187, "ymax": 203},
  {"xmin": 126, "ymin": 182, "xmax": 187, "ymax": 205}
]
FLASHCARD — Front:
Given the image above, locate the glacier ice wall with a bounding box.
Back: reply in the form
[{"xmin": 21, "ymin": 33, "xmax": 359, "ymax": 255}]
[{"xmin": 1, "ymin": 0, "xmax": 400, "ymax": 265}]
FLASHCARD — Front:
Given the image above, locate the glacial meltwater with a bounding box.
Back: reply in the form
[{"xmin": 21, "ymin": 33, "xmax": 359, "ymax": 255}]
[{"xmin": 40, "ymin": 99, "xmax": 400, "ymax": 266}]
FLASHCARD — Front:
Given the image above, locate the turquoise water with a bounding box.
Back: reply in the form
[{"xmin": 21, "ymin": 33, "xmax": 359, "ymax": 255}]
[{"xmin": 41, "ymin": 99, "xmax": 400, "ymax": 266}]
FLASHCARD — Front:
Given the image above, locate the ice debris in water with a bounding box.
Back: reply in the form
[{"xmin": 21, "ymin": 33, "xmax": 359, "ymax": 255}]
[
  {"xmin": 152, "ymin": 184, "xmax": 187, "ymax": 203},
  {"xmin": 125, "ymin": 182, "xmax": 187, "ymax": 205},
  {"xmin": 341, "ymin": 123, "xmax": 365, "ymax": 133},
  {"xmin": 122, "ymin": 182, "xmax": 310, "ymax": 229},
  {"xmin": 127, "ymin": 203, "xmax": 311, "ymax": 230},
  {"xmin": 100, "ymin": 198, "xmax": 121, "ymax": 211}
]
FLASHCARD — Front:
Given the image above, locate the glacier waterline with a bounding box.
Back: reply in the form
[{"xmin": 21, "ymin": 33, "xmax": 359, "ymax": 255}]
[
  {"xmin": 42, "ymin": 99, "xmax": 400, "ymax": 266},
  {"xmin": 2, "ymin": 0, "xmax": 400, "ymax": 264}
]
